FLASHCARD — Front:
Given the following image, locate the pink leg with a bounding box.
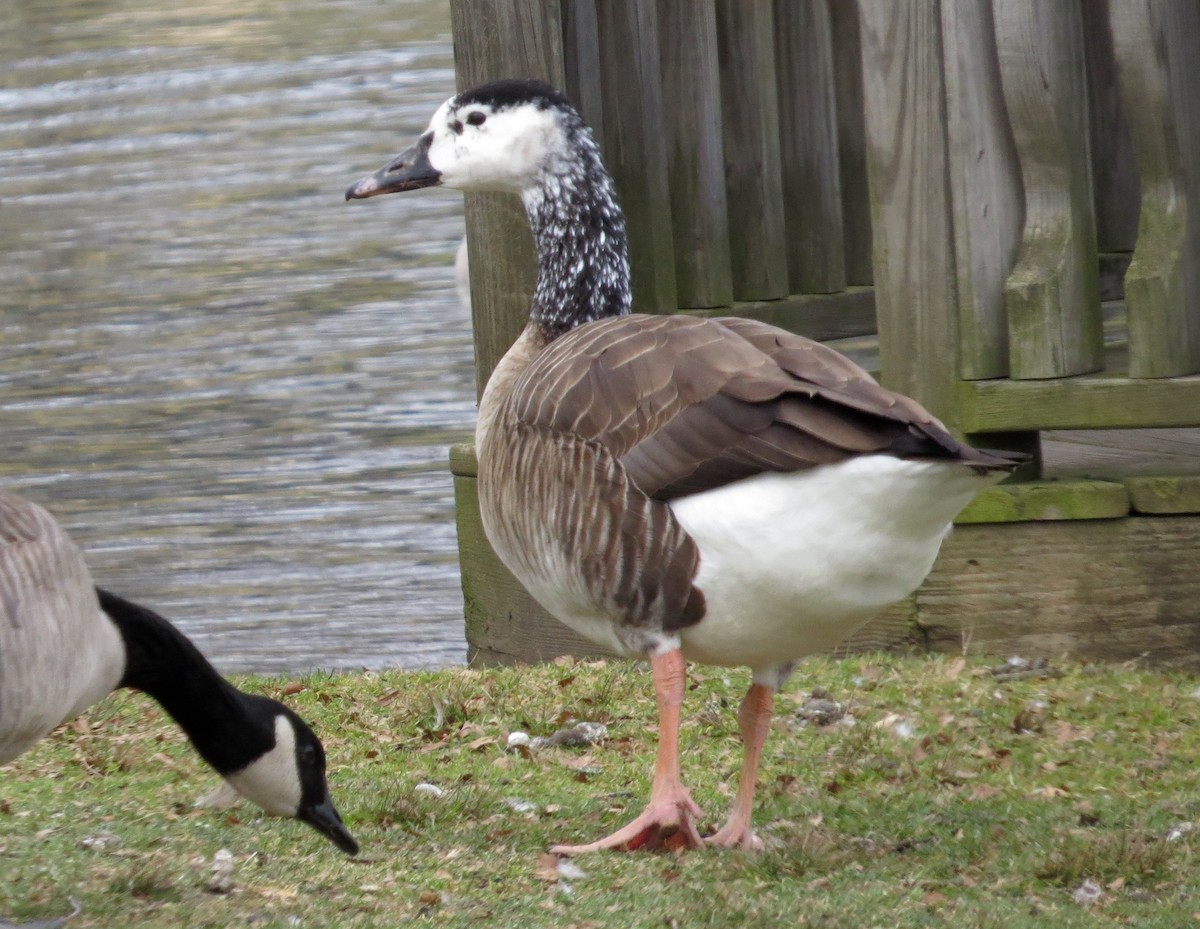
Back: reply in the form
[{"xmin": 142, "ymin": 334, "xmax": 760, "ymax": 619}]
[
  {"xmin": 705, "ymin": 683, "xmax": 774, "ymax": 851},
  {"xmin": 551, "ymin": 649, "xmax": 704, "ymax": 855}
]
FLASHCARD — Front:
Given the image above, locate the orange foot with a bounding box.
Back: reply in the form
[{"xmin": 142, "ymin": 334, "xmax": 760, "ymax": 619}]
[
  {"xmin": 550, "ymin": 790, "xmax": 704, "ymax": 855},
  {"xmin": 704, "ymin": 818, "xmax": 764, "ymax": 852}
]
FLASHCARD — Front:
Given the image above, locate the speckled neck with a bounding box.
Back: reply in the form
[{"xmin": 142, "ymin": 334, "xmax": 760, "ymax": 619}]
[{"xmin": 521, "ymin": 117, "xmax": 631, "ymax": 341}]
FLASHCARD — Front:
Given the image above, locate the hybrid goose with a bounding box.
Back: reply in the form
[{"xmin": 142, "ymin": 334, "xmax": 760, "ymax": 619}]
[
  {"xmin": 0, "ymin": 488, "xmax": 358, "ymax": 855},
  {"xmin": 348, "ymin": 78, "xmax": 1021, "ymax": 853}
]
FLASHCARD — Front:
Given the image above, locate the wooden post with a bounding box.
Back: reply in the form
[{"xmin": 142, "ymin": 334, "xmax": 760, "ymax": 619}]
[
  {"xmin": 1110, "ymin": 0, "xmax": 1200, "ymax": 378},
  {"xmin": 657, "ymin": 0, "xmax": 734, "ymax": 308},
  {"xmin": 714, "ymin": 0, "xmax": 790, "ymax": 301},
  {"xmin": 858, "ymin": 1, "xmax": 962, "ymax": 424},
  {"xmin": 829, "ymin": 0, "xmax": 874, "ymax": 287},
  {"xmin": 1081, "ymin": 0, "xmax": 1140, "ymax": 257},
  {"xmin": 562, "ymin": 0, "xmax": 607, "ymax": 143},
  {"xmin": 940, "ymin": 0, "xmax": 1022, "ymax": 381},
  {"xmin": 450, "ymin": 0, "xmax": 566, "ymax": 395},
  {"xmin": 774, "ymin": 0, "xmax": 846, "ymax": 295},
  {"xmin": 594, "ymin": 0, "xmax": 678, "ymax": 314},
  {"xmin": 993, "ymin": 0, "xmax": 1105, "ymax": 380}
]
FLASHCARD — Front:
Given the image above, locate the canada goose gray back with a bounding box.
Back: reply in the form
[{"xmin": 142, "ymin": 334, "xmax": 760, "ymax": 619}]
[
  {"xmin": 0, "ymin": 489, "xmax": 358, "ymax": 855},
  {"xmin": 348, "ymin": 78, "xmax": 1023, "ymax": 853}
]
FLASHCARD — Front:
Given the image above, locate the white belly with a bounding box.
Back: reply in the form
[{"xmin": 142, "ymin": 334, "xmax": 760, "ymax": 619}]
[{"xmin": 672, "ymin": 456, "xmax": 1002, "ymax": 676}]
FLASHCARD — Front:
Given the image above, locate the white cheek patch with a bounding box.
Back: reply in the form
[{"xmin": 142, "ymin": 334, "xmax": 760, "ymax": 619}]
[
  {"xmin": 224, "ymin": 715, "xmax": 302, "ymax": 818},
  {"xmin": 435, "ymin": 105, "xmax": 565, "ymax": 193}
]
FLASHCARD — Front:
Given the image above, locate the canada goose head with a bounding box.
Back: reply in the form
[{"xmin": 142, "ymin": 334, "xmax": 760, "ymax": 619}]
[
  {"xmin": 348, "ymin": 79, "xmax": 630, "ymax": 336},
  {"xmin": 223, "ymin": 697, "xmax": 360, "ymax": 856}
]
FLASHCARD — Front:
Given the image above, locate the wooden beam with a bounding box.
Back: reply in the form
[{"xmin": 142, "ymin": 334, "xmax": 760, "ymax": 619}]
[
  {"xmin": 715, "ymin": 0, "xmax": 790, "ymax": 301},
  {"xmin": 685, "ymin": 287, "xmax": 878, "ymax": 341},
  {"xmin": 940, "ymin": 0, "xmax": 1022, "ymax": 381},
  {"xmin": 1110, "ymin": 0, "xmax": 1200, "ymax": 377},
  {"xmin": 657, "ymin": 0, "xmax": 734, "ymax": 308},
  {"xmin": 593, "ymin": 0, "xmax": 678, "ymax": 314},
  {"xmin": 1081, "ymin": 0, "xmax": 1140, "ymax": 254},
  {"xmin": 917, "ymin": 516, "xmax": 1200, "ymax": 669},
  {"xmin": 829, "ymin": 0, "xmax": 874, "ymax": 287},
  {"xmin": 960, "ymin": 372, "xmax": 1200, "ymax": 431},
  {"xmin": 775, "ymin": 0, "xmax": 846, "ymax": 294},
  {"xmin": 858, "ymin": 0, "xmax": 962, "ymax": 426},
  {"xmin": 993, "ymin": 0, "xmax": 1105, "ymax": 379}
]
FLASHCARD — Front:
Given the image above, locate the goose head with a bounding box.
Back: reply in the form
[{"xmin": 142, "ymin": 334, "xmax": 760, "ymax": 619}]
[
  {"xmin": 223, "ymin": 697, "xmax": 359, "ymax": 855},
  {"xmin": 346, "ymin": 79, "xmax": 580, "ymax": 199},
  {"xmin": 347, "ymin": 79, "xmax": 631, "ymax": 336}
]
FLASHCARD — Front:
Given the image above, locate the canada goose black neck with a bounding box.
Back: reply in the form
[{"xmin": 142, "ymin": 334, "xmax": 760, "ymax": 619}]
[
  {"xmin": 99, "ymin": 587, "xmax": 273, "ymax": 775},
  {"xmin": 519, "ymin": 111, "xmax": 631, "ymax": 341}
]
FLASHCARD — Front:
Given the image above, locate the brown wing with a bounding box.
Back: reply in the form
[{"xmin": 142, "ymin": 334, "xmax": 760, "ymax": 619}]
[{"xmin": 507, "ymin": 314, "xmax": 1016, "ymax": 501}]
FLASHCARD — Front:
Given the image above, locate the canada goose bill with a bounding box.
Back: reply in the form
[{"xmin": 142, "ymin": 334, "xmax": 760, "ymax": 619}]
[
  {"xmin": 348, "ymin": 78, "xmax": 1024, "ymax": 854},
  {"xmin": 0, "ymin": 489, "xmax": 358, "ymax": 856}
]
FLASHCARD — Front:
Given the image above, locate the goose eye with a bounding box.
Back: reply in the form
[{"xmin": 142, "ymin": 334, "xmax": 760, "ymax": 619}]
[{"xmin": 466, "ymin": 111, "xmax": 487, "ymax": 127}]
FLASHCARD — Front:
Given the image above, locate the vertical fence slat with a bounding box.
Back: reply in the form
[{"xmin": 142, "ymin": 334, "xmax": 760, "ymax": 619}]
[
  {"xmin": 941, "ymin": 0, "xmax": 1022, "ymax": 380},
  {"xmin": 858, "ymin": 1, "xmax": 962, "ymax": 425},
  {"xmin": 774, "ymin": 0, "xmax": 846, "ymax": 294},
  {"xmin": 829, "ymin": 0, "xmax": 873, "ymax": 287},
  {"xmin": 1110, "ymin": 0, "xmax": 1200, "ymax": 378},
  {"xmin": 562, "ymin": 0, "xmax": 606, "ymax": 144},
  {"xmin": 450, "ymin": 0, "xmax": 565, "ymax": 396},
  {"xmin": 657, "ymin": 0, "xmax": 734, "ymax": 308},
  {"xmin": 993, "ymin": 0, "xmax": 1104, "ymax": 380},
  {"xmin": 1081, "ymin": 0, "xmax": 1140, "ymax": 256},
  {"xmin": 714, "ymin": 0, "xmax": 789, "ymax": 301},
  {"xmin": 593, "ymin": 0, "xmax": 678, "ymax": 314}
]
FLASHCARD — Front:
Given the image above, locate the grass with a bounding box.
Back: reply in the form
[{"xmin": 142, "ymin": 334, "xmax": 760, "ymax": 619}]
[{"xmin": 3, "ymin": 653, "xmax": 1200, "ymax": 928}]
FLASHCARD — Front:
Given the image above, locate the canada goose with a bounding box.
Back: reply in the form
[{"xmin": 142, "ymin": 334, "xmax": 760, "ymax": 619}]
[
  {"xmin": 347, "ymin": 78, "xmax": 1022, "ymax": 853},
  {"xmin": 0, "ymin": 489, "xmax": 358, "ymax": 855}
]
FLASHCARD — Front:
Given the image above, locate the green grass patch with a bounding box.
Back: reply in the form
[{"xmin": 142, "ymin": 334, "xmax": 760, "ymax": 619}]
[{"xmin": 3, "ymin": 654, "xmax": 1200, "ymax": 927}]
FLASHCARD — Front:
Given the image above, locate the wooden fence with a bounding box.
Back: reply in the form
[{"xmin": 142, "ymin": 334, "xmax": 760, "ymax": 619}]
[{"xmin": 448, "ymin": 0, "xmax": 1200, "ymax": 666}]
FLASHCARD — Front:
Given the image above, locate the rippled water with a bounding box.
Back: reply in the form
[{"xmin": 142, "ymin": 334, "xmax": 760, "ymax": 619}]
[{"xmin": 0, "ymin": 0, "xmax": 476, "ymax": 673}]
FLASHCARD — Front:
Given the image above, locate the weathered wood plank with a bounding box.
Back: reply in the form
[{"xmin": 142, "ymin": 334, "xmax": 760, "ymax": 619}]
[
  {"xmin": 960, "ymin": 372, "xmax": 1200, "ymax": 431},
  {"xmin": 657, "ymin": 0, "xmax": 734, "ymax": 308},
  {"xmin": 858, "ymin": 1, "xmax": 962, "ymax": 426},
  {"xmin": 1110, "ymin": 0, "xmax": 1200, "ymax": 377},
  {"xmin": 774, "ymin": 0, "xmax": 846, "ymax": 295},
  {"xmin": 1042, "ymin": 427, "xmax": 1200, "ymax": 477},
  {"xmin": 1081, "ymin": 0, "xmax": 1140, "ymax": 254},
  {"xmin": 1124, "ymin": 476, "xmax": 1200, "ymax": 515},
  {"xmin": 940, "ymin": 0, "xmax": 1022, "ymax": 381},
  {"xmin": 593, "ymin": 0, "xmax": 678, "ymax": 315},
  {"xmin": 829, "ymin": 0, "xmax": 873, "ymax": 286},
  {"xmin": 918, "ymin": 517, "xmax": 1200, "ymax": 669},
  {"xmin": 686, "ymin": 287, "xmax": 877, "ymax": 341},
  {"xmin": 993, "ymin": 0, "xmax": 1105, "ymax": 380},
  {"xmin": 955, "ymin": 480, "xmax": 1130, "ymax": 524},
  {"xmin": 561, "ymin": 0, "xmax": 606, "ymax": 144},
  {"xmin": 450, "ymin": 0, "xmax": 565, "ymax": 395},
  {"xmin": 714, "ymin": 0, "xmax": 790, "ymax": 301}
]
